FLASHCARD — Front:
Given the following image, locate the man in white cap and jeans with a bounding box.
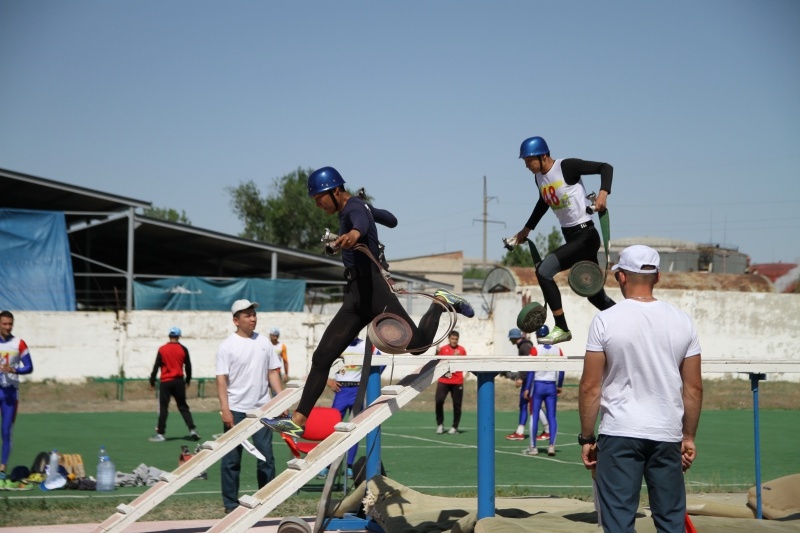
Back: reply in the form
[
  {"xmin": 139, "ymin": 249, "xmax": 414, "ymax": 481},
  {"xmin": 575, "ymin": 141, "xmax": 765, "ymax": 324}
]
[
  {"xmin": 216, "ymin": 299, "xmax": 284, "ymax": 514},
  {"xmin": 578, "ymin": 245, "xmax": 703, "ymax": 532}
]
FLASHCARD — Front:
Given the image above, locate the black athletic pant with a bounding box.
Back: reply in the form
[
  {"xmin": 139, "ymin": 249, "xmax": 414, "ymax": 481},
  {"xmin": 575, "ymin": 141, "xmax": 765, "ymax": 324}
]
[
  {"xmin": 156, "ymin": 379, "xmax": 196, "ymax": 435},
  {"xmin": 296, "ymin": 264, "xmax": 445, "ymax": 418},
  {"xmin": 535, "ymin": 224, "xmax": 615, "ymax": 313},
  {"xmin": 435, "ymin": 382, "xmax": 463, "ymax": 429}
]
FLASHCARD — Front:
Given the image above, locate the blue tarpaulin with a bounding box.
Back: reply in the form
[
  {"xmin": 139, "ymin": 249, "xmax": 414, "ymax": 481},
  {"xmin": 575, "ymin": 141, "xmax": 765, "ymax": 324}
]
[
  {"xmin": 0, "ymin": 209, "xmax": 76, "ymax": 311},
  {"xmin": 133, "ymin": 277, "xmax": 306, "ymax": 311}
]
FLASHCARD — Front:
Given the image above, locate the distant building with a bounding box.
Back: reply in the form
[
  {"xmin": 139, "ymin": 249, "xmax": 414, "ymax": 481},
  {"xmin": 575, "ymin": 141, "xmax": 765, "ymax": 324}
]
[
  {"xmin": 391, "ymin": 251, "xmax": 464, "ymax": 293},
  {"xmin": 607, "ymin": 237, "xmax": 749, "ymax": 274}
]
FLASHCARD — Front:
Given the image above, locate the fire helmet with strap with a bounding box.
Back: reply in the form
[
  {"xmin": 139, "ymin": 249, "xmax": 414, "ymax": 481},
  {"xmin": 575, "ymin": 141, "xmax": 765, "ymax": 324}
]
[
  {"xmin": 519, "ymin": 136, "xmax": 550, "ymax": 158},
  {"xmin": 307, "ymin": 167, "xmax": 346, "ymax": 197}
]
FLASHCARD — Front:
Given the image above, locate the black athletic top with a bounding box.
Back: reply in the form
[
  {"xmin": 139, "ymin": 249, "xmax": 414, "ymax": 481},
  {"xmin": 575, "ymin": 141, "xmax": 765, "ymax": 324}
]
[
  {"xmin": 339, "ymin": 196, "xmax": 397, "ymax": 269},
  {"xmin": 525, "ymin": 158, "xmax": 613, "ymax": 230}
]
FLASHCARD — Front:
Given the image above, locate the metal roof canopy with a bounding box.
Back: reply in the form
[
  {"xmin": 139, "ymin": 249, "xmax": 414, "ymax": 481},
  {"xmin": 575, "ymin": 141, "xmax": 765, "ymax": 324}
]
[{"xmin": 2, "ymin": 167, "xmax": 440, "ymax": 311}]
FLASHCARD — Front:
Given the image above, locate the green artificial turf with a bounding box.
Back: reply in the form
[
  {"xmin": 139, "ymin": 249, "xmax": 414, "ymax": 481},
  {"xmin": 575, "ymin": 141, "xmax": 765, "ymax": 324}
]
[{"xmin": 7, "ymin": 409, "xmax": 795, "ymax": 497}]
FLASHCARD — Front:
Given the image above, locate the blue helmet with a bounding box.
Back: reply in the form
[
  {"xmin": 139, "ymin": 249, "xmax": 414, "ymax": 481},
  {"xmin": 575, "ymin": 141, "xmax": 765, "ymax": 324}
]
[
  {"xmin": 536, "ymin": 325, "xmax": 549, "ymax": 338},
  {"xmin": 519, "ymin": 136, "xmax": 550, "ymax": 158},
  {"xmin": 508, "ymin": 328, "xmax": 523, "ymax": 339},
  {"xmin": 307, "ymin": 167, "xmax": 345, "ymax": 197}
]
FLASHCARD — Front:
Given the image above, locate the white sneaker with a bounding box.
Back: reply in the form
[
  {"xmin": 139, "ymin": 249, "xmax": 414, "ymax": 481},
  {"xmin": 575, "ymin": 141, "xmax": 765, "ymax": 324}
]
[
  {"xmin": 149, "ymin": 433, "xmax": 166, "ymax": 442},
  {"xmin": 448, "ymin": 427, "xmax": 458, "ymax": 435},
  {"xmin": 522, "ymin": 446, "xmax": 538, "ymax": 456},
  {"xmin": 436, "ymin": 425, "xmax": 444, "ymax": 434},
  {"xmin": 548, "ymin": 445, "xmax": 556, "ymax": 456}
]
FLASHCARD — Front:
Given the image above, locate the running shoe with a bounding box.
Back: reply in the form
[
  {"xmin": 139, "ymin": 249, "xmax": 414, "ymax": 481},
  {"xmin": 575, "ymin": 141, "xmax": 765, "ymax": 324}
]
[
  {"xmin": 148, "ymin": 433, "xmax": 166, "ymax": 442},
  {"xmin": 346, "ymin": 467, "xmax": 354, "ymax": 479},
  {"xmin": 522, "ymin": 446, "xmax": 539, "ymax": 456},
  {"xmin": 436, "ymin": 424, "xmax": 445, "ymax": 434},
  {"xmin": 547, "ymin": 445, "xmax": 556, "ymax": 456},
  {"xmin": 434, "ymin": 289, "xmax": 475, "ymax": 318},
  {"xmin": 189, "ymin": 429, "xmax": 201, "ymax": 441},
  {"xmin": 316, "ymin": 467, "xmax": 329, "ymax": 479},
  {"xmin": 537, "ymin": 326, "xmax": 572, "ymax": 345},
  {"xmin": 505, "ymin": 432, "xmax": 525, "ymax": 441},
  {"xmin": 448, "ymin": 427, "xmax": 459, "ymax": 435},
  {"xmin": 536, "ymin": 432, "xmax": 550, "ymax": 441},
  {"xmin": 260, "ymin": 417, "xmax": 305, "ymax": 438}
]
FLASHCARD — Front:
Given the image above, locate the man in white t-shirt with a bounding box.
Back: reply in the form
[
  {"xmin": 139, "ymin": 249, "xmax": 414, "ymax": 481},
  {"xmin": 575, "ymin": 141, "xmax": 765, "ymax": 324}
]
[
  {"xmin": 578, "ymin": 245, "xmax": 703, "ymax": 533},
  {"xmin": 216, "ymin": 299, "xmax": 284, "ymax": 514}
]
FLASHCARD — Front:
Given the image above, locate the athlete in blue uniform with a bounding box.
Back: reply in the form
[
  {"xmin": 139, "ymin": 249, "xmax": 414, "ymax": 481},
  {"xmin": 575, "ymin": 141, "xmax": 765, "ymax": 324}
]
[
  {"xmin": 521, "ymin": 326, "xmax": 565, "ymax": 457},
  {"xmin": 0, "ymin": 311, "xmax": 34, "ymax": 480}
]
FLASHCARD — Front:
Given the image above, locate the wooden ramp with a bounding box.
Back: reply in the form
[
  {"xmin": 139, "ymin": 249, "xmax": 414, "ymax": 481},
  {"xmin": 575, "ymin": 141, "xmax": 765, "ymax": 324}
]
[
  {"xmin": 206, "ymin": 358, "xmax": 448, "ymax": 533},
  {"xmin": 93, "ymin": 383, "xmax": 306, "ymax": 533}
]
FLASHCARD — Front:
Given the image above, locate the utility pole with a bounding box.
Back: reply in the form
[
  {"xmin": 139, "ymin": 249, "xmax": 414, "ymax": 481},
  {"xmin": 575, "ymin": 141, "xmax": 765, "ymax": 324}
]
[{"xmin": 473, "ymin": 175, "xmax": 505, "ymax": 272}]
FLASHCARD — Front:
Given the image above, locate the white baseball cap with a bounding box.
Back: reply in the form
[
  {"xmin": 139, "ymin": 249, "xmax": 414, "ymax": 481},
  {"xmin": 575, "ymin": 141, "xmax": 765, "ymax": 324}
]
[
  {"xmin": 231, "ymin": 299, "xmax": 259, "ymax": 315},
  {"xmin": 612, "ymin": 245, "xmax": 660, "ymax": 274}
]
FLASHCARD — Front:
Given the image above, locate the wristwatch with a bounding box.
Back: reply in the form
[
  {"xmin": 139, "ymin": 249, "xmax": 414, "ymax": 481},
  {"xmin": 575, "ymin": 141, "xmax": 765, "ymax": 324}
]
[{"xmin": 578, "ymin": 433, "xmax": 596, "ymax": 445}]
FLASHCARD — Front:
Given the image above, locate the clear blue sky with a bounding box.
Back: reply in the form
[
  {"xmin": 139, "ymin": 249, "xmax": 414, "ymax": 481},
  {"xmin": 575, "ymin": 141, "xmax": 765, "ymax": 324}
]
[{"xmin": 2, "ymin": 1, "xmax": 799, "ymax": 265}]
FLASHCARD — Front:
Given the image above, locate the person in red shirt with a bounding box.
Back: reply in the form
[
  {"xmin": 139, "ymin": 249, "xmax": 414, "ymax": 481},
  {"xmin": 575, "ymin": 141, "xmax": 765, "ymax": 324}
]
[
  {"xmin": 148, "ymin": 327, "xmax": 199, "ymax": 442},
  {"xmin": 434, "ymin": 331, "xmax": 467, "ymax": 435}
]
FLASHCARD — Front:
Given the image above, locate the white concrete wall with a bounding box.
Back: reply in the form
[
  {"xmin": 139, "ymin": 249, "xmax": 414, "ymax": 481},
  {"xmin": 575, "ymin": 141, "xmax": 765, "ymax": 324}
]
[{"xmin": 10, "ymin": 288, "xmax": 800, "ymax": 383}]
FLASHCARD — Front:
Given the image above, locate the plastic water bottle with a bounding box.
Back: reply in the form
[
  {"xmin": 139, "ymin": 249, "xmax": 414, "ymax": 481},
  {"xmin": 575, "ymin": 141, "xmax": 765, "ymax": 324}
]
[
  {"xmin": 96, "ymin": 445, "xmax": 116, "ymax": 492},
  {"xmin": 42, "ymin": 449, "xmax": 66, "ymax": 491},
  {"xmin": 45, "ymin": 450, "xmax": 59, "ymax": 481}
]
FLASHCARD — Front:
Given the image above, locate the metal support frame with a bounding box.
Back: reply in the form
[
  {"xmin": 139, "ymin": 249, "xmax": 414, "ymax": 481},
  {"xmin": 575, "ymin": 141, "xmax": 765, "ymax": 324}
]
[
  {"xmin": 322, "ymin": 359, "xmax": 385, "ymax": 532},
  {"xmin": 749, "ymin": 372, "xmax": 766, "ymax": 520},
  {"xmin": 476, "ymin": 372, "xmax": 497, "ymax": 519},
  {"xmin": 126, "ymin": 207, "xmax": 135, "ymax": 312}
]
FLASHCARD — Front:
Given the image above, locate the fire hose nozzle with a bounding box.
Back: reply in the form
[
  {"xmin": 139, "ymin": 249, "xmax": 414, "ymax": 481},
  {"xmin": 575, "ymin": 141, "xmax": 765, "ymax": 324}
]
[
  {"xmin": 586, "ymin": 192, "xmax": 598, "ymax": 215},
  {"xmin": 502, "ymin": 236, "xmax": 518, "ymax": 251},
  {"xmin": 322, "ymin": 228, "xmax": 340, "ymax": 255}
]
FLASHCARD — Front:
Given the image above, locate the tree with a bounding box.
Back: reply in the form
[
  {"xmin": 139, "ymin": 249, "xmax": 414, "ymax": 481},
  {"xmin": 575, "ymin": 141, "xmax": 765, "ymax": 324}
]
[
  {"xmin": 535, "ymin": 226, "xmax": 564, "ymax": 256},
  {"xmin": 501, "ymin": 226, "xmax": 563, "ymax": 267},
  {"xmin": 142, "ymin": 206, "xmax": 191, "ymax": 224},
  {"xmin": 227, "ymin": 167, "xmax": 338, "ymax": 251},
  {"xmin": 501, "ymin": 245, "xmax": 534, "ymax": 267}
]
